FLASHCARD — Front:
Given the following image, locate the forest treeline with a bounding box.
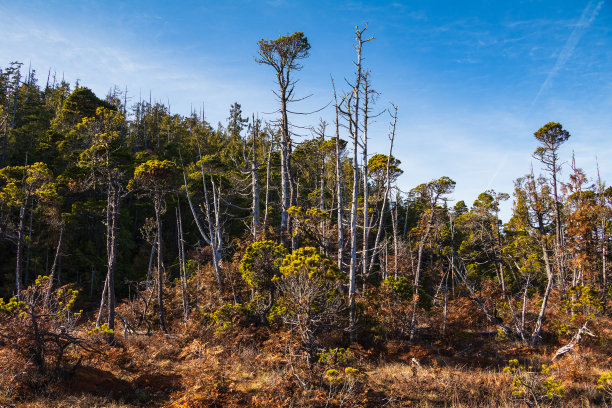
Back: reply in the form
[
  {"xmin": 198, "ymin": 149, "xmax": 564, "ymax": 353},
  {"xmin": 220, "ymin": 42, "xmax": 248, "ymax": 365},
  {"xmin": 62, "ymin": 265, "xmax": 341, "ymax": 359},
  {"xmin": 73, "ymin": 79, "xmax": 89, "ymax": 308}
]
[{"xmin": 0, "ymin": 28, "xmax": 610, "ymax": 406}]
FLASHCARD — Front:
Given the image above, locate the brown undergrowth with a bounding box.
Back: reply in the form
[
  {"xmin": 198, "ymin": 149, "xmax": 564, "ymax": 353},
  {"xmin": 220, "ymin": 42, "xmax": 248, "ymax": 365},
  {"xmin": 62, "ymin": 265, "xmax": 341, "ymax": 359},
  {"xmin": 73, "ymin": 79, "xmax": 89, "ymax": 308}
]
[
  {"xmin": 1, "ymin": 319, "xmax": 609, "ymax": 407},
  {"xmin": 1, "ymin": 276, "xmax": 610, "ymax": 407}
]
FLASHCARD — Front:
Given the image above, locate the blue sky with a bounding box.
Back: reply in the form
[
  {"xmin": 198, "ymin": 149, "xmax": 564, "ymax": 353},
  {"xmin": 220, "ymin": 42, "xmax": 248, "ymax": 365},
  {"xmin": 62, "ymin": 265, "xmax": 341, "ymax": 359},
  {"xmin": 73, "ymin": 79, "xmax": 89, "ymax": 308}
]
[{"xmin": 1, "ymin": 0, "xmax": 611, "ymax": 219}]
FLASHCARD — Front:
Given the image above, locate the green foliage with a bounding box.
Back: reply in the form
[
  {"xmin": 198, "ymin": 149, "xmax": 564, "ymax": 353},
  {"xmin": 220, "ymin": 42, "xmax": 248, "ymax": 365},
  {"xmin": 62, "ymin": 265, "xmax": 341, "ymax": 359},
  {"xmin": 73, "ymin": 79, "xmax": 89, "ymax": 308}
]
[
  {"xmin": 213, "ymin": 303, "xmax": 248, "ymax": 334},
  {"xmin": 597, "ymin": 372, "xmax": 612, "ymax": 398},
  {"xmin": 381, "ymin": 276, "xmax": 432, "ymax": 311},
  {"xmin": 278, "ymin": 246, "xmax": 343, "ymax": 281},
  {"xmin": 0, "ymin": 162, "xmax": 56, "ymax": 206},
  {"xmin": 240, "ymin": 240, "xmax": 287, "ymax": 290},
  {"xmin": 0, "ymin": 297, "xmax": 26, "ymax": 315},
  {"xmin": 87, "ymin": 322, "xmax": 114, "ymax": 337},
  {"xmin": 132, "ymin": 159, "xmax": 179, "ymax": 180},
  {"xmin": 562, "ymin": 285, "xmax": 602, "ymax": 319},
  {"xmin": 533, "ymin": 122, "xmax": 570, "ymax": 164},
  {"xmin": 367, "ymin": 153, "xmax": 403, "ymax": 181},
  {"xmin": 503, "ymin": 359, "xmax": 564, "ymax": 405},
  {"xmin": 256, "ymin": 32, "xmax": 311, "ymax": 73},
  {"xmin": 382, "ymin": 276, "xmax": 411, "ymax": 300},
  {"xmin": 54, "ymin": 87, "xmax": 115, "ymax": 129},
  {"xmin": 0, "ymin": 274, "xmax": 86, "ymax": 373},
  {"xmin": 272, "ymin": 247, "xmax": 346, "ymax": 352},
  {"xmin": 128, "ymin": 159, "xmax": 180, "ymax": 200},
  {"xmin": 317, "ymin": 347, "xmax": 353, "ymax": 366}
]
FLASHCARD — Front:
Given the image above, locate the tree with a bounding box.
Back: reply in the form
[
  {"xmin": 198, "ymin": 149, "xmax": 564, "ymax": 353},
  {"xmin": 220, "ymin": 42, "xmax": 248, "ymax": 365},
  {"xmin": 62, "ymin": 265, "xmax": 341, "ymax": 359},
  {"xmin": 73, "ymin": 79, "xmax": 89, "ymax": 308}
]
[
  {"xmin": 511, "ymin": 171, "xmax": 555, "ymax": 344},
  {"xmin": 368, "ymin": 105, "xmax": 400, "ymax": 277},
  {"xmin": 77, "ymin": 107, "xmax": 128, "ymax": 338},
  {"xmin": 272, "ymin": 247, "xmax": 345, "ymax": 360},
  {"xmin": 227, "ymin": 102, "xmax": 248, "ymax": 140},
  {"xmin": 256, "ymin": 32, "xmax": 311, "ymax": 239},
  {"xmin": 409, "ymin": 176, "xmax": 455, "ymax": 339},
  {"xmin": 239, "ymin": 240, "xmax": 287, "ymax": 320},
  {"xmin": 0, "ymin": 162, "xmax": 56, "ymax": 295},
  {"xmin": 128, "ymin": 159, "xmax": 180, "ymax": 332},
  {"xmin": 339, "ymin": 25, "xmax": 373, "ymax": 340},
  {"xmin": 533, "ymin": 122, "xmax": 570, "ymax": 291}
]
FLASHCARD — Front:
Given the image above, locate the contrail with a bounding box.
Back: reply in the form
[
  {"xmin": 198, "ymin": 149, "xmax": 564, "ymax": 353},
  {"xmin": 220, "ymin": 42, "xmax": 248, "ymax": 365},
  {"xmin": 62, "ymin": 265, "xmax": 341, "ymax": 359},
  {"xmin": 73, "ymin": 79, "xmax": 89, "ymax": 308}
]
[
  {"xmin": 532, "ymin": 0, "xmax": 603, "ymax": 107},
  {"xmin": 485, "ymin": 153, "xmax": 508, "ymax": 190}
]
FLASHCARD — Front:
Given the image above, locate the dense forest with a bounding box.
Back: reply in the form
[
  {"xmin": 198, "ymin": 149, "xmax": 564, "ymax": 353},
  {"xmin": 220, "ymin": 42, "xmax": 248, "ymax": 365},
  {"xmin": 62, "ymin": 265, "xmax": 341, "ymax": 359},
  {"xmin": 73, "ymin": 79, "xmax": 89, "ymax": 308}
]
[{"xmin": 0, "ymin": 28, "xmax": 610, "ymax": 407}]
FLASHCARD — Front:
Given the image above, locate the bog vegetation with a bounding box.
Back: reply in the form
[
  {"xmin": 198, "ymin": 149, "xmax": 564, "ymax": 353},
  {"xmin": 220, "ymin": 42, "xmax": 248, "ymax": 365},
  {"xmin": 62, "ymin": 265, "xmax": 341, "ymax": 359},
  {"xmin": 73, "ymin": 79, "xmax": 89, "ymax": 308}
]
[{"xmin": 0, "ymin": 26, "xmax": 610, "ymax": 407}]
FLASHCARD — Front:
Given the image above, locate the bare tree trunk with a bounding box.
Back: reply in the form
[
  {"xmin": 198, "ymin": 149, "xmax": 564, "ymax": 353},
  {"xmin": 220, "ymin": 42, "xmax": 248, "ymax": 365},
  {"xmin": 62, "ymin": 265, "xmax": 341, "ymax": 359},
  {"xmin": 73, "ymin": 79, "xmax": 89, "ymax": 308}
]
[
  {"xmin": 146, "ymin": 232, "xmax": 157, "ymax": 287},
  {"xmin": 96, "ymin": 272, "xmax": 109, "ymax": 327},
  {"xmin": 391, "ymin": 192, "xmax": 399, "ymax": 278},
  {"xmin": 211, "ymin": 177, "xmax": 223, "ymax": 262},
  {"xmin": 332, "ymin": 78, "xmax": 344, "ymax": 272},
  {"xmin": 531, "ymin": 241, "xmax": 554, "ymax": 345},
  {"xmin": 348, "ymin": 103, "xmax": 359, "ymax": 341},
  {"xmin": 369, "ymin": 106, "xmax": 397, "ymax": 275},
  {"xmin": 197, "ymin": 144, "xmax": 223, "ymax": 293},
  {"xmin": 251, "ymin": 117, "xmax": 260, "ymax": 238},
  {"xmin": 551, "ymin": 155, "xmax": 566, "ymax": 293},
  {"xmin": 43, "ymin": 227, "xmax": 63, "ymax": 311},
  {"xmin": 361, "ymin": 73, "xmax": 371, "ymax": 288},
  {"xmin": 176, "ymin": 201, "xmax": 189, "ymax": 321},
  {"xmin": 264, "ymin": 140, "xmax": 272, "ymax": 227},
  {"xmin": 15, "ymin": 200, "xmax": 26, "ymax": 296},
  {"xmin": 106, "ymin": 188, "xmax": 119, "ymax": 339},
  {"xmin": 24, "ymin": 201, "xmax": 33, "ymax": 285},
  {"xmin": 279, "ymin": 85, "xmax": 291, "ymax": 238},
  {"xmin": 347, "ymin": 25, "xmax": 372, "ymax": 341},
  {"xmin": 155, "ymin": 197, "xmax": 167, "ymax": 333},
  {"xmin": 409, "ymin": 213, "xmax": 434, "ymax": 340},
  {"xmin": 521, "ymin": 274, "xmax": 531, "ymax": 332},
  {"xmin": 442, "ymin": 270, "xmax": 448, "ymax": 336},
  {"xmin": 603, "ymin": 226, "xmax": 608, "ymax": 313}
]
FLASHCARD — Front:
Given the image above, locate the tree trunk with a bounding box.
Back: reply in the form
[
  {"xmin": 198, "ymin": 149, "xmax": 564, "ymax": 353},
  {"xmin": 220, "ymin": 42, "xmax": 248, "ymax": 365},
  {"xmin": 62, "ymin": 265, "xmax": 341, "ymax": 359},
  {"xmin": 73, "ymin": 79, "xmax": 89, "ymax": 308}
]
[
  {"xmin": 197, "ymin": 144, "xmax": 223, "ymax": 293},
  {"xmin": 24, "ymin": 201, "xmax": 34, "ymax": 285},
  {"xmin": 392, "ymin": 193, "xmax": 399, "ymax": 278},
  {"xmin": 43, "ymin": 227, "xmax": 63, "ymax": 311},
  {"xmin": 279, "ymin": 82, "xmax": 291, "ymax": 238},
  {"xmin": 107, "ymin": 188, "xmax": 119, "ymax": 339},
  {"xmin": 410, "ymin": 212, "xmax": 434, "ymax": 340},
  {"xmin": 531, "ymin": 240, "xmax": 554, "ymax": 345},
  {"xmin": 155, "ymin": 197, "xmax": 167, "ymax": 333},
  {"xmin": 361, "ymin": 75, "xmax": 370, "ymax": 288},
  {"xmin": 347, "ymin": 26, "xmax": 370, "ymax": 341},
  {"xmin": 348, "ymin": 103, "xmax": 359, "ymax": 341},
  {"xmin": 176, "ymin": 202, "xmax": 189, "ymax": 321},
  {"xmin": 15, "ymin": 200, "xmax": 26, "ymax": 296},
  {"xmin": 146, "ymin": 232, "xmax": 157, "ymax": 287},
  {"xmin": 369, "ymin": 106, "xmax": 397, "ymax": 275},
  {"xmin": 251, "ymin": 120, "xmax": 260, "ymax": 238},
  {"xmin": 332, "ymin": 79, "xmax": 344, "ymax": 272},
  {"xmin": 264, "ymin": 140, "xmax": 272, "ymax": 227}
]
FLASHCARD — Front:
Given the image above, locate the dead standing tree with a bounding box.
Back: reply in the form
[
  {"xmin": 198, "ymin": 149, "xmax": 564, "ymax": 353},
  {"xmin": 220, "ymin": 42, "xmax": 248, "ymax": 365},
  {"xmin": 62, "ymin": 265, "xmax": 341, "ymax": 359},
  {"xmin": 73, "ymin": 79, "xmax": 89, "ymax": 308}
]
[
  {"xmin": 256, "ymin": 32, "xmax": 311, "ymax": 244},
  {"xmin": 129, "ymin": 159, "xmax": 180, "ymax": 333},
  {"xmin": 76, "ymin": 107, "xmax": 127, "ymax": 340},
  {"xmin": 337, "ymin": 25, "xmax": 373, "ymax": 341}
]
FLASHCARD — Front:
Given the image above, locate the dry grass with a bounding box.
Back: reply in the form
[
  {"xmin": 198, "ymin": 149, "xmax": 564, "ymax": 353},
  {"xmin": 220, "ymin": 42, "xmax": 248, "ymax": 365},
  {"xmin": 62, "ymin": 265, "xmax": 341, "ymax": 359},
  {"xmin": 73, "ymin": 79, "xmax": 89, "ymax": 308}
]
[{"xmin": 1, "ymin": 301, "xmax": 610, "ymax": 407}]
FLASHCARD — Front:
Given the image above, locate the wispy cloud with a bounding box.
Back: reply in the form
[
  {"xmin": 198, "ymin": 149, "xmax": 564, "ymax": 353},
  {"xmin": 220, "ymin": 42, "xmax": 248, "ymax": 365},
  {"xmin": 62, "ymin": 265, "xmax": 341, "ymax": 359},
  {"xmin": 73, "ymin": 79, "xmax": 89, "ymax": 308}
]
[{"xmin": 532, "ymin": 0, "xmax": 603, "ymax": 106}]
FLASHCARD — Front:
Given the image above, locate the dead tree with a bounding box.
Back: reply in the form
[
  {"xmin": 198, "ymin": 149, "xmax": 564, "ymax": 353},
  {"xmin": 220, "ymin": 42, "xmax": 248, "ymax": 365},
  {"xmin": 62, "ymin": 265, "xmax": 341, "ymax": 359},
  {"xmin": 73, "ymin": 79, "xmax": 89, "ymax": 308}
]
[{"xmin": 256, "ymin": 32, "xmax": 311, "ymax": 241}]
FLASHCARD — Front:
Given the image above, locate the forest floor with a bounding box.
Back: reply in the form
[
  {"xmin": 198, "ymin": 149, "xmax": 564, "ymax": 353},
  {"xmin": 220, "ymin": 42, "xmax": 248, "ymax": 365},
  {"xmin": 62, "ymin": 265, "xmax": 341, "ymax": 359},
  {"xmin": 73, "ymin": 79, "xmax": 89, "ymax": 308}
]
[{"xmin": 1, "ymin": 314, "xmax": 611, "ymax": 408}]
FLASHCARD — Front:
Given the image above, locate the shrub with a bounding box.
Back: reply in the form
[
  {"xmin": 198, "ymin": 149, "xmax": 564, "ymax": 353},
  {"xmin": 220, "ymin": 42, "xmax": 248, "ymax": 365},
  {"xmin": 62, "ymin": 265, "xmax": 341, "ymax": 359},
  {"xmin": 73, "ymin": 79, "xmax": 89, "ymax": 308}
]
[
  {"xmin": 503, "ymin": 359, "xmax": 564, "ymax": 406},
  {"xmin": 271, "ymin": 247, "xmax": 346, "ymax": 360},
  {"xmin": 0, "ymin": 275, "xmax": 95, "ymax": 375},
  {"xmin": 239, "ymin": 240, "xmax": 287, "ymax": 321}
]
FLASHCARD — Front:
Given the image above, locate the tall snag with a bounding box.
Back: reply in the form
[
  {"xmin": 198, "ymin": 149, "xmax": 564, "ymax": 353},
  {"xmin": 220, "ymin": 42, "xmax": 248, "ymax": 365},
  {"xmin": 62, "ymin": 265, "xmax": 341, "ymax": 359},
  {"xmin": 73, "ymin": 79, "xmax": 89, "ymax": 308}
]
[{"xmin": 256, "ymin": 32, "xmax": 310, "ymax": 242}]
